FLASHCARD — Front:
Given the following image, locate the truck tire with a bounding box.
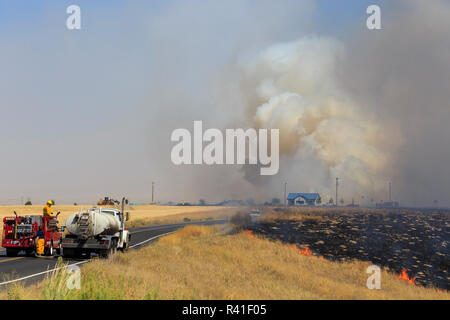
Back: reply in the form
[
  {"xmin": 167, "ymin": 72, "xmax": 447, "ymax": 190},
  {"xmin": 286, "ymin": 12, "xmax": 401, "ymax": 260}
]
[
  {"xmin": 6, "ymin": 248, "xmax": 18, "ymax": 257},
  {"xmin": 99, "ymin": 249, "xmax": 109, "ymax": 258},
  {"xmin": 111, "ymin": 240, "xmax": 117, "ymax": 255},
  {"xmin": 100, "ymin": 240, "xmax": 117, "ymax": 258}
]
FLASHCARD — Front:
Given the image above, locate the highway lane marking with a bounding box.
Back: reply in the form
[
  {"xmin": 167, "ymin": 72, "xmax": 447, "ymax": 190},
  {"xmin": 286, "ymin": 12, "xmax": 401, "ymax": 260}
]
[
  {"xmin": 0, "ymin": 231, "xmax": 175, "ymax": 286},
  {"xmin": 130, "ymin": 231, "xmax": 174, "ymax": 248},
  {"xmin": 0, "ymin": 257, "xmax": 24, "ymax": 264},
  {"xmin": 0, "ymin": 260, "xmax": 88, "ymax": 287}
]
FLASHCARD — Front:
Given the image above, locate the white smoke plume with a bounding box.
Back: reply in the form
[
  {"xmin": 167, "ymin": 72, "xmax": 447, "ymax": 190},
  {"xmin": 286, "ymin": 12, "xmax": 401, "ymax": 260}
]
[{"xmin": 237, "ymin": 37, "xmax": 391, "ymax": 197}]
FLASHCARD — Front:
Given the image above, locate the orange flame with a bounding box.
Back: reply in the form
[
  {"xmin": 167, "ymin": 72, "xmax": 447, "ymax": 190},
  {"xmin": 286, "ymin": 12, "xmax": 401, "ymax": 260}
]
[
  {"xmin": 397, "ymin": 269, "xmax": 416, "ymax": 285},
  {"xmin": 245, "ymin": 229, "xmax": 256, "ymax": 239},
  {"xmin": 291, "ymin": 244, "xmax": 312, "ymax": 257},
  {"xmin": 299, "ymin": 246, "xmax": 312, "ymax": 256},
  {"xmin": 245, "ymin": 231, "xmax": 321, "ymax": 260}
]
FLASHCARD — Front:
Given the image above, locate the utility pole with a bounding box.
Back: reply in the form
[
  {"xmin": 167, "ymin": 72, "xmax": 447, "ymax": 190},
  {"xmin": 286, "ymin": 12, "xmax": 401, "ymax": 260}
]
[
  {"xmin": 335, "ymin": 177, "xmax": 339, "ymax": 207},
  {"xmin": 284, "ymin": 182, "xmax": 287, "ymax": 207},
  {"xmin": 389, "ymin": 181, "xmax": 392, "ymax": 202},
  {"xmin": 152, "ymin": 181, "xmax": 155, "ymax": 204}
]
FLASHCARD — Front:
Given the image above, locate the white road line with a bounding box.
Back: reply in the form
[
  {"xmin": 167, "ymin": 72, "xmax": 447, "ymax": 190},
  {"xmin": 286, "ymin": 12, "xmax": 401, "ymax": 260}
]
[
  {"xmin": 130, "ymin": 231, "xmax": 174, "ymax": 248},
  {"xmin": 0, "ymin": 230, "xmax": 175, "ymax": 286},
  {"xmin": 0, "ymin": 260, "xmax": 88, "ymax": 286}
]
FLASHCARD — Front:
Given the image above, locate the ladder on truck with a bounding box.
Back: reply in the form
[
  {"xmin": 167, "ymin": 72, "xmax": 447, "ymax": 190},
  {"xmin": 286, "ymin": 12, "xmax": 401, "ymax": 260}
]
[{"xmin": 77, "ymin": 212, "xmax": 91, "ymax": 240}]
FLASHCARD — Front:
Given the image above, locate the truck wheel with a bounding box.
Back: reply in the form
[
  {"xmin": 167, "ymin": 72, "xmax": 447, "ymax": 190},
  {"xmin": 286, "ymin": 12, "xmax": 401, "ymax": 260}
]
[
  {"xmin": 99, "ymin": 249, "xmax": 109, "ymax": 258},
  {"xmin": 123, "ymin": 236, "xmax": 131, "ymax": 251},
  {"xmin": 6, "ymin": 249, "xmax": 18, "ymax": 257},
  {"xmin": 121, "ymin": 235, "xmax": 130, "ymax": 252},
  {"xmin": 111, "ymin": 240, "xmax": 117, "ymax": 255},
  {"xmin": 100, "ymin": 240, "xmax": 116, "ymax": 258}
]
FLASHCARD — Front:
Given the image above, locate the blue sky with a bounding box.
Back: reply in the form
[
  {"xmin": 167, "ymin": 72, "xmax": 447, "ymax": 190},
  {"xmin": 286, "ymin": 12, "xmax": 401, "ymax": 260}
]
[{"xmin": 0, "ymin": 0, "xmax": 388, "ymax": 35}]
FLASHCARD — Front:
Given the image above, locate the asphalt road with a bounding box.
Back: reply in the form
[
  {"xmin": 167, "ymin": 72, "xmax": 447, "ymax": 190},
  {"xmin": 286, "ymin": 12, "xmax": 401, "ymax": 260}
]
[{"xmin": 0, "ymin": 219, "xmax": 227, "ymax": 288}]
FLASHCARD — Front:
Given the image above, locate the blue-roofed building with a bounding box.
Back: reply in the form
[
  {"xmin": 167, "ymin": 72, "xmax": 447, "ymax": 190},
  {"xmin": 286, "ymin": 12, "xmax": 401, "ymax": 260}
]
[{"xmin": 287, "ymin": 193, "xmax": 322, "ymax": 206}]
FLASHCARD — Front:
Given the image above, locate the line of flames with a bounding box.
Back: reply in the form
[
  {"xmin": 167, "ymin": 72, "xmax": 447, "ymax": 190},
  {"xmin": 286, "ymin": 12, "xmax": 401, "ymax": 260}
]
[{"xmin": 245, "ymin": 230, "xmax": 324, "ymax": 260}]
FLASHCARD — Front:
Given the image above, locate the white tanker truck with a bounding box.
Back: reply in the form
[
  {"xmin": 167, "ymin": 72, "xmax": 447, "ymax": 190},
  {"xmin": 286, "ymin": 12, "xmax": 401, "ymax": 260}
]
[{"xmin": 62, "ymin": 198, "xmax": 131, "ymax": 258}]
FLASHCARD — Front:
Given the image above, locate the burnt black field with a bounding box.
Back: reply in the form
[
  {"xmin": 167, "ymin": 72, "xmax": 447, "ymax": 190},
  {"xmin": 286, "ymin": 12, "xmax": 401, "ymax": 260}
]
[{"xmin": 250, "ymin": 209, "xmax": 449, "ymax": 290}]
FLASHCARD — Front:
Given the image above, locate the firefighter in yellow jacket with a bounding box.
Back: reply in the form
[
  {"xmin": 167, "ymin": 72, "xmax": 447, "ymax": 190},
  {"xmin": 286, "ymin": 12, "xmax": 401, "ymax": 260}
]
[{"xmin": 43, "ymin": 200, "xmax": 54, "ymax": 217}]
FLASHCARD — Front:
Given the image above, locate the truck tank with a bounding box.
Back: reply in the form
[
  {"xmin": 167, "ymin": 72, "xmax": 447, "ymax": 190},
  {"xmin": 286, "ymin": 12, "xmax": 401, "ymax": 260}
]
[{"xmin": 65, "ymin": 208, "xmax": 120, "ymax": 239}]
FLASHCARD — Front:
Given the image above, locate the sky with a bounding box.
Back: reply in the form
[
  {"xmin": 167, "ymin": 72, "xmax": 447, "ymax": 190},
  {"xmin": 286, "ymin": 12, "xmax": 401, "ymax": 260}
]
[{"xmin": 0, "ymin": 0, "xmax": 449, "ymax": 207}]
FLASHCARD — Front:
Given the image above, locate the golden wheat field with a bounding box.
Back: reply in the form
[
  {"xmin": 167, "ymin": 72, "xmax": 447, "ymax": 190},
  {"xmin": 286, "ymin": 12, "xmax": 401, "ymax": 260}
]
[{"xmin": 2, "ymin": 225, "xmax": 448, "ymax": 300}]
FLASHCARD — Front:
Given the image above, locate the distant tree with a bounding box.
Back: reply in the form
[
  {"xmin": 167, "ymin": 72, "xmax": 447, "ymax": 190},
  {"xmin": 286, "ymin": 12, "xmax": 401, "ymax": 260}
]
[
  {"xmin": 25, "ymin": 201, "xmax": 32, "ymax": 206},
  {"xmin": 328, "ymin": 198, "xmax": 334, "ymax": 205},
  {"xmin": 271, "ymin": 198, "xmax": 281, "ymax": 205},
  {"xmin": 246, "ymin": 198, "xmax": 256, "ymax": 206},
  {"xmin": 74, "ymin": 202, "xmax": 78, "ymax": 206},
  {"xmin": 199, "ymin": 199, "xmax": 206, "ymax": 206},
  {"xmin": 52, "ymin": 200, "xmax": 56, "ymax": 205},
  {"xmin": 316, "ymin": 196, "xmax": 322, "ymax": 204}
]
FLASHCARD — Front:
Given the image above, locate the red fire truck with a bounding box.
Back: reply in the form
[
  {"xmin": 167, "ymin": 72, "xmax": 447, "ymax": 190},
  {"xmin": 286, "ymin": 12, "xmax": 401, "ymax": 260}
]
[{"xmin": 1, "ymin": 212, "xmax": 62, "ymax": 257}]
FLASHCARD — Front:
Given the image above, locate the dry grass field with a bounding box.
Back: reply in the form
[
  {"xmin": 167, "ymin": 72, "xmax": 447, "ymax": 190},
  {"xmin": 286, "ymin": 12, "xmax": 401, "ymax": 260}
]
[
  {"xmin": 258, "ymin": 207, "xmax": 395, "ymax": 223},
  {"xmin": 258, "ymin": 206, "xmax": 444, "ymax": 223},
  {"xmin": 2, "ymin": 225, "xmax": 447, "ymax": 300}
]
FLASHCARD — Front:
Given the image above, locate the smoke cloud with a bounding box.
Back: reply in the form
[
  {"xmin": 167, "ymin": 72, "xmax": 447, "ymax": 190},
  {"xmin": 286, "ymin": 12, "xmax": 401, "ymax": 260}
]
[
  {"xmin": 236, "ymin": 37, "xmax": 389, "ymax": 199},
  {"xmin": 229, "ymin": 0, "xmax": 450, "ymax": 206}
]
